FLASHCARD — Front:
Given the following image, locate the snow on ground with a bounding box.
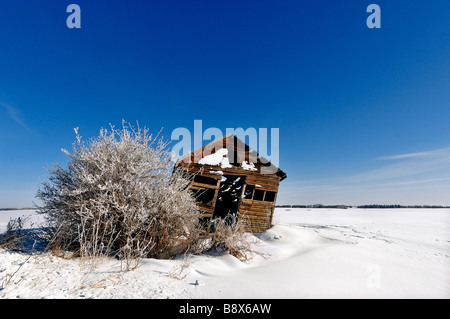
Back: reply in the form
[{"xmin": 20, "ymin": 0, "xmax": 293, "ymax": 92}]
[
  {"xmin": 0, "ymin": 208, "xmax": 449, "ymax": 299},
  {"xmin": 0, "ymin": 210, "xmax": 44, "ymax": 233}
]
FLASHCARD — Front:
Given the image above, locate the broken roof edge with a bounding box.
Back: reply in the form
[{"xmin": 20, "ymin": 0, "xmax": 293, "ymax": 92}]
[
  {"xmin": 174, "ymin": 133, "xmax": 287, "ymax": 181},
  {"xmin": 175, "ymin": 133, "xmax": 234, "ymax": 166}
]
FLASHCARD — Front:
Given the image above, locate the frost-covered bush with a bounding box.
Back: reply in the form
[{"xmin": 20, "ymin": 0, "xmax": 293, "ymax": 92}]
[{"xmin": 36, "ymin": 122, "xmax": 201, "ymax": 264}]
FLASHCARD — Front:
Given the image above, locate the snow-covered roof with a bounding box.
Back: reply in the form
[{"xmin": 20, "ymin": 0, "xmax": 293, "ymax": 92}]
[
  {"xmin": 198, "ymin": 148, "xmax": 258, "ymax": 171},
  {"xmin": 176, "ymin": 134, "xmax": 286, "ymax": 181}
]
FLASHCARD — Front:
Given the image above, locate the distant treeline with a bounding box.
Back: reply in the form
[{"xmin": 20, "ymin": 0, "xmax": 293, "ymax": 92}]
[
  {"xmin": 276, "ymin": 204, "xmax": 450, "ymax": 209},
  {"xmin": 276, "ymin": 204, "xmax": 351, "ymax": 209},
  {"xmin": 0, "ymin": 207, "xmax": 35, "ymax": 211},
  {"xmin": 356, "ymin": 204, "xmax": 450, "ymax": 209}
]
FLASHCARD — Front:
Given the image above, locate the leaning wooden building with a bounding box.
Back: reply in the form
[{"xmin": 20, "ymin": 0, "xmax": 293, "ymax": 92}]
[{"xmin": 175, "ymin": 134, "xmax": 287, "ymax": 233}]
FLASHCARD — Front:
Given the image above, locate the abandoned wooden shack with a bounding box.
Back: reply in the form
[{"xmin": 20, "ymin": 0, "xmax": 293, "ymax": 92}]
[{"xmin": 175, "ymin": 134, "xmax": 287, "ymax": 233}]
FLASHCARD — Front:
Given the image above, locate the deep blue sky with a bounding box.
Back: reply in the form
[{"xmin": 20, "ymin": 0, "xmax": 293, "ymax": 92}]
[{"xmin": 1, "ymin": 1, "xmax": 450, "ymax": 207}]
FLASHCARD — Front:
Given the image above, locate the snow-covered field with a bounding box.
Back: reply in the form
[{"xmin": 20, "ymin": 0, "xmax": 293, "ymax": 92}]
[{"xmin": 0, "ymin": 208, "xmax": 449, "ymax": 299}]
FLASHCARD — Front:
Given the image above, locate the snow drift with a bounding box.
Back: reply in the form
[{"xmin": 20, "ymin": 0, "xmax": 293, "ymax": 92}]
[{"xmin": 0, "ymin": 207, "xmax": 449, "ymax": 299}]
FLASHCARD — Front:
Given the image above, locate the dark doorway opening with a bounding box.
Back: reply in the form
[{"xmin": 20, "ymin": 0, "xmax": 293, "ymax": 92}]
[{"xmin": 213, "ymin": 175, "xmax": 245, "ymax": 223}]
